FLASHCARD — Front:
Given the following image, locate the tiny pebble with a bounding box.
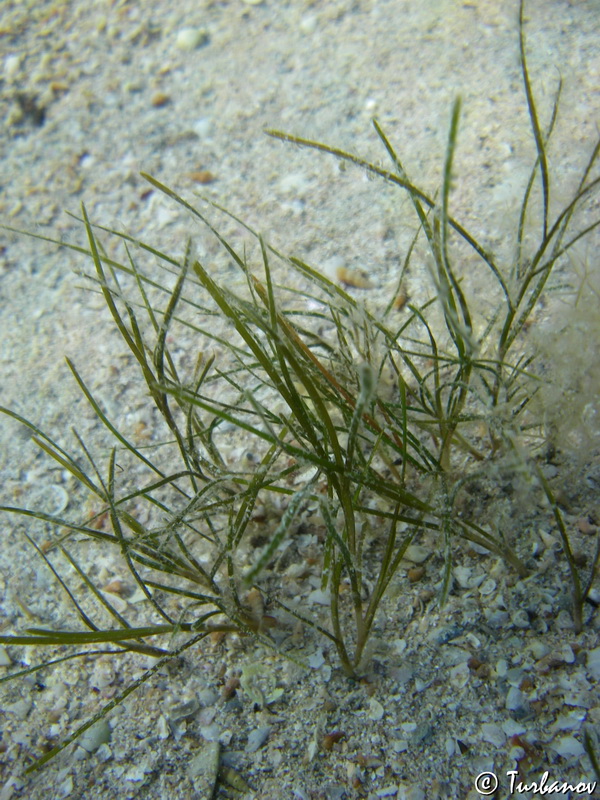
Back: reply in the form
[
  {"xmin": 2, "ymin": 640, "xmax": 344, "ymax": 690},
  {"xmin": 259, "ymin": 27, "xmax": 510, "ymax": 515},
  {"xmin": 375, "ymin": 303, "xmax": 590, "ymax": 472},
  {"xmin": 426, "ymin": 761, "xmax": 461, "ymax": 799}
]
[
  {"xmin": 299, "ymin": 14, "xmax": 317, "ymax": 35},
  {"xmin": 538, "ymin": 529, "xmax": 556, "ymax": 549},
  {"xmin": 176, "ymin": 28, "xmax": 209, "ymax": 51},
  {"xmin": 391, "ymin": 665, "xmax": 414, "ymax": 685},
  {"xmin": 157, "ymin": 716, "xmax": 169, "ymax": 740},
  {"xmin": 151, "ymin": 92, "xmax": 171, "ymax": 107}
]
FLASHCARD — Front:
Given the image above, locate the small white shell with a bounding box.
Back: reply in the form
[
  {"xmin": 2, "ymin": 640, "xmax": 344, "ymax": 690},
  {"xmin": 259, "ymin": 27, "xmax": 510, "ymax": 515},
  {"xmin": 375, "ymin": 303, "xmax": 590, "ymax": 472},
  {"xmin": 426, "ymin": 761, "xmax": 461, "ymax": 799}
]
[{"xmin": 28, "ymin": 484, "xmax": 69, "ymax": 515}]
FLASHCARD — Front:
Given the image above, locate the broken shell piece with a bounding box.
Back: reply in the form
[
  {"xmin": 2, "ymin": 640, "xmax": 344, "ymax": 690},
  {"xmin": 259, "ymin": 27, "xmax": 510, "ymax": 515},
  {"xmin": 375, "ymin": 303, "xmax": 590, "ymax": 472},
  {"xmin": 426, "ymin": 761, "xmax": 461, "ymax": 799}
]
[
  {"xmin": 28, "ymin": 484, "xmax": 69, "ymax": 515},
  {"xmin": 449, "ymin": 662, "xmax": 470, "ymax": 689},
  {"xmin": 168, "ymin": 697, "xmax": 200, "ymax": 740},
  {"xmin": 481, "ymin": 722, "xmax": 506, "ymax": 747},
  {"xmin": 78, "ymin": 719, "xmax": 111, "ymax": 754},
  {"xmin": 478, "ymin": 578, "xmax": 496, "ymax": 596},
  {"xmin": 246, "ymin": 725, "xmax": 272, "ymax": 753},
  {"xmin": 336, "ymin": 265, "xmax": 373, "ymax": 289},
  {"xmin": 585, "ymin": 645, "xmax": 600, "ymax": 680},
  {"xmin": 453, "ymin": 566, "xmax": 472, "ymax": 589},
  {"xmin": 322, "ymin": 730, "xmax": 346, "ymax": 751},
  {"xmin": 454, "ymin": 566, "xmax": 485, "ymax": 589},
  {"xmin": 403, "ymin": 545, "xmax": 429, "ymax": 564},
  {"xmin": 188, "ymin": 741, "xmax": 220, "ymax": 797},
  {"xmin": 367, "ymin": 698, "xmax": 384, "ymax": 721},
  {"xmin": 550, "ymin": 735, "xmax": 585, "ymax": 758}
]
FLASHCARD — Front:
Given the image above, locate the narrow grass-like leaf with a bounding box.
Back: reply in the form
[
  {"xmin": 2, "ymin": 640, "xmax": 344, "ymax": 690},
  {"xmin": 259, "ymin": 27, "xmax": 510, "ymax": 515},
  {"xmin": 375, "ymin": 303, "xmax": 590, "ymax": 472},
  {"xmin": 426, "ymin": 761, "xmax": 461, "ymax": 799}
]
[{"xmin": 244, "ymin": 479, "xmax": 317, "ymax": 583}]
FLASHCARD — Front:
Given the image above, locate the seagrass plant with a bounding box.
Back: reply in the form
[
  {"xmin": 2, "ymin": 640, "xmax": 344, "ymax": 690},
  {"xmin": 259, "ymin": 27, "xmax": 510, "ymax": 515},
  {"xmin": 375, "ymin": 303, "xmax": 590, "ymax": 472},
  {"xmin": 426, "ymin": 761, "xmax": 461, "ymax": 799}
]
[{"xmin": 1, "ymin": 0, "xmax": 599, "ymax": 769}]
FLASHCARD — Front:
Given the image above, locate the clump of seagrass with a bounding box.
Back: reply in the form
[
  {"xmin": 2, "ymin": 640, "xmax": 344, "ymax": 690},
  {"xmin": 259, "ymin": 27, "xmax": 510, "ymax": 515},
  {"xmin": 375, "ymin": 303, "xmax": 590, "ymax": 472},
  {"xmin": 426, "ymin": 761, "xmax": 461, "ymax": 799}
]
[{"xmin": 1, "ymin": 0, "xmax": 599, "ymax": 770}]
